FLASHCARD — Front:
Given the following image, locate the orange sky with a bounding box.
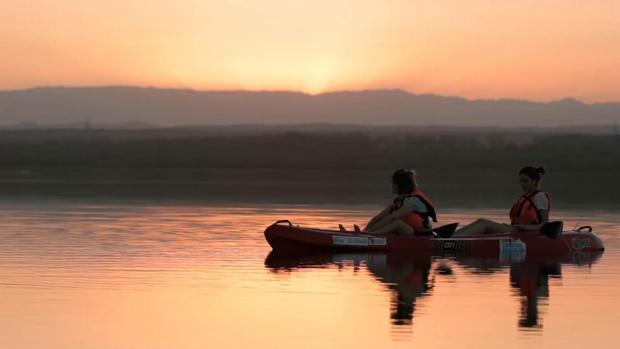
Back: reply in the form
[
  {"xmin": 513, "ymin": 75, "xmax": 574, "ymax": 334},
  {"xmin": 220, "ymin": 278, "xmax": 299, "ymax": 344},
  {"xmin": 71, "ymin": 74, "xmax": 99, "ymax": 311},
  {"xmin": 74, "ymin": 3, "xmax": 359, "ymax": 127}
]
[{"xmin": 1, "ymin": 1, "xmax": 619, "ymax": 102}]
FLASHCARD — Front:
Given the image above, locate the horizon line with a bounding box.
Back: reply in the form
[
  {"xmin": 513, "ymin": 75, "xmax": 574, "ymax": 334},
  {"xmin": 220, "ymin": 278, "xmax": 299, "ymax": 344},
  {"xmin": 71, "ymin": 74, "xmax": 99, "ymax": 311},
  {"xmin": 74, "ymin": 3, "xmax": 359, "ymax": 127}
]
[{"xmin": 3, "ymin": 84, "xmax": 619, "ymax": 105}]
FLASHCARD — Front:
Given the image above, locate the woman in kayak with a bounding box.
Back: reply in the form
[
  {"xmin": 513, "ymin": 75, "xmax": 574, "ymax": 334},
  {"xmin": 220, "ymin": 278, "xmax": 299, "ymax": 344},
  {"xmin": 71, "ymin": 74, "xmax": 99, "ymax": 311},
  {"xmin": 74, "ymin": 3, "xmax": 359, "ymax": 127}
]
[
  {"xmin": 355, "ymin": 169, "xmax": 437, "ymax": 235},
  {"xmin": 454, "ymin": 166, "xmax": 550, "ymax": 236}
]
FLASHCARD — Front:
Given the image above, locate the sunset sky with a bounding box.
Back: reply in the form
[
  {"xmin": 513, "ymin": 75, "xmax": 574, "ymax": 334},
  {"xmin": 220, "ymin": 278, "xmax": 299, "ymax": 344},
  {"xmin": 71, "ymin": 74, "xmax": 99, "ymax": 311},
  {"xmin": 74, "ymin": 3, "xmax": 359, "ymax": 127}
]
[{"xmin": 1, "ymin": 0, "xmax": 619, "ymax": 102}]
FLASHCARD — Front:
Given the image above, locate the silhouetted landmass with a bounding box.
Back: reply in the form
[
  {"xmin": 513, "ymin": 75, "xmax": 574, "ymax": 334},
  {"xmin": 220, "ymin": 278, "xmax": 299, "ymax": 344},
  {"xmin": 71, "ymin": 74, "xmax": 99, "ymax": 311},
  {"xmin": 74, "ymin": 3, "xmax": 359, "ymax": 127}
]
[
  {"xmin": 0, "ymin": 129, "xmax": 618, "ymax": 171},
  {"xmin": 1, "ymin": 86, "xmax": 619, "ymax": 128},
  {"xmin": 0, "ymin": 129, "xmax": 618, "ymax": 207}
]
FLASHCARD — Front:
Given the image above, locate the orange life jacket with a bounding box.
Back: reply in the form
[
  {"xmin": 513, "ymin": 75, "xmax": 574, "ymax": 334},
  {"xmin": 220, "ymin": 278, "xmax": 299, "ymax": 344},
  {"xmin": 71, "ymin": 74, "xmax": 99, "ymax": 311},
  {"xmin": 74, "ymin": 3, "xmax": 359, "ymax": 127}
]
[
  {"xmin": 509, "ymin": 191, "xmax": 551, "ymax": 225},
  {"xmin": 391, "ymin": 189, "xmax": 438, "ymax": 231}
]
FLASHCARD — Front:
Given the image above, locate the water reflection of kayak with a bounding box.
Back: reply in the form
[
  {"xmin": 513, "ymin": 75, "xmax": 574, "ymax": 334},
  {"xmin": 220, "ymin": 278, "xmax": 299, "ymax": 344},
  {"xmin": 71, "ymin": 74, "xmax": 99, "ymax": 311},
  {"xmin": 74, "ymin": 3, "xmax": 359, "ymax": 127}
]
[
  {"xmin": 264, "ymin": 250, "xmax": 603, "ymax": 329},
  {"xmin": 264, "ymin": 250, "xmax": 603, "ymax": 271},
  {"xmin": 264, "ymin": 220, "xmax": 604, "ymax": 257}
]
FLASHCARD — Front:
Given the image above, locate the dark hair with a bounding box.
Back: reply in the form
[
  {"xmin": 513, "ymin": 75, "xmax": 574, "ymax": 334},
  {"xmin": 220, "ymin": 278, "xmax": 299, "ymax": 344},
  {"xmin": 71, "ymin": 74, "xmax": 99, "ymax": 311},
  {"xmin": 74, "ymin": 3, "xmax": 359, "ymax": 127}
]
[
  {"xmin": 391, "ymin": 169, "xmax": 415, "ymax": 194},
  {"xmin": 519, "ymin": 166, "xmax": 546, "ymax": 181}
]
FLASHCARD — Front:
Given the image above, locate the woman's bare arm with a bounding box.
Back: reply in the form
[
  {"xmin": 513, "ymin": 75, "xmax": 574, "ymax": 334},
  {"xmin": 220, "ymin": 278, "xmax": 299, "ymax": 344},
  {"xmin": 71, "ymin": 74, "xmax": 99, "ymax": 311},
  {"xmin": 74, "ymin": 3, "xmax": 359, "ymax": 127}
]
[
  {"xmin": 366, "ymin": 202, "xmax": 413, "ymax": 232},
  {"xmin": 364, "ymin": 205, "xmax": 393, "ymax": 230}
]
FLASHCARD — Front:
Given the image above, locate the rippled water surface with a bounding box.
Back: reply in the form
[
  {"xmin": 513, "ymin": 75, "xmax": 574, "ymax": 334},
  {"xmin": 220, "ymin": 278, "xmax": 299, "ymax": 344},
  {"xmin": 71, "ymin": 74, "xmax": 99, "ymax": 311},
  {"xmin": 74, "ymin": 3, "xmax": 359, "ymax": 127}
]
[{"xmin": 1, "ymin": 201, "xmax": 619, "ymax": 349}]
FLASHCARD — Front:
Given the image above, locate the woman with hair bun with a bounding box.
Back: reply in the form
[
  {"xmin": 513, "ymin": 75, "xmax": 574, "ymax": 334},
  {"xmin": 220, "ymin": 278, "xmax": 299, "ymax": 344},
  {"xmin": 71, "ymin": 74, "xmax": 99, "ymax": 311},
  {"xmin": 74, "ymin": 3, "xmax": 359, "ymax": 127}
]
[{"xmin": 454, "ymin": 166, "xmax": 550, "ymax": 236}]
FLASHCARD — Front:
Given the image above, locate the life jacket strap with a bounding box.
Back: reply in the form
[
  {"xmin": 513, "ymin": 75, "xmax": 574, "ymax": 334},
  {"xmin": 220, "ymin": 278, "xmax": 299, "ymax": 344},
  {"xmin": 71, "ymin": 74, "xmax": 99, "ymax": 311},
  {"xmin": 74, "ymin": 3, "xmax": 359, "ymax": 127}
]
[{"xmin": 408, "ymin": 194, "xmax": 438, "ymax": 223}]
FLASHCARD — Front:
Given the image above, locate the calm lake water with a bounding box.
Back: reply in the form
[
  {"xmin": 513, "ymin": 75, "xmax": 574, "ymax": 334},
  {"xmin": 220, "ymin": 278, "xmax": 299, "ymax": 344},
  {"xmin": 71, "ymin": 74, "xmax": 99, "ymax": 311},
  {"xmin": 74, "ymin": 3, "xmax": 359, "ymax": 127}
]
[{"xmin": 1, "ymin": 200, "xmax": 618, "ymax": 349}]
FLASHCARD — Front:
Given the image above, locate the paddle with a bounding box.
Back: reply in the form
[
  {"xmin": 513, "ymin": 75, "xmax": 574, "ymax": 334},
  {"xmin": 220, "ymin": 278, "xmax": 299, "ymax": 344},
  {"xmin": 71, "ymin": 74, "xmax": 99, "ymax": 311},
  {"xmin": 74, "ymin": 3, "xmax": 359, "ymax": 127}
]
[
  {"xmin": 431, "ymin": 223, "xmax": 460, "ymax": 238},
  {"xmin": 540, "ymin": 221, "xmax": 563, "ymax": 239}
]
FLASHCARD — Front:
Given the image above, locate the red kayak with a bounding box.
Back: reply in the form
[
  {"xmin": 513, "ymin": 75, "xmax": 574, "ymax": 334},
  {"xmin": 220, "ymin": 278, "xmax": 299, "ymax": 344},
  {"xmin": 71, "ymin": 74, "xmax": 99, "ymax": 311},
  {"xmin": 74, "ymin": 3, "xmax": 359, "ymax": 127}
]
[{"xmin": 264, "ymin": 220, "xmax": 604, "ymax": 255}]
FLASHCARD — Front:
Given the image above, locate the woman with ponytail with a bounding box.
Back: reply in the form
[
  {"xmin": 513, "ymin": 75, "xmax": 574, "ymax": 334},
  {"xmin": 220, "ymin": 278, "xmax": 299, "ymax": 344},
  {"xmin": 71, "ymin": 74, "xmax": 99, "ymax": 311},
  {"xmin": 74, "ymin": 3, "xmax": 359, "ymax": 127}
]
[
  {"xmin": 454, "ymin": 166, "xmax": 550, "ymax": 236},
  {"xmin": 345, "ymin": 169, "xmax": 437, "ymax": 235}
]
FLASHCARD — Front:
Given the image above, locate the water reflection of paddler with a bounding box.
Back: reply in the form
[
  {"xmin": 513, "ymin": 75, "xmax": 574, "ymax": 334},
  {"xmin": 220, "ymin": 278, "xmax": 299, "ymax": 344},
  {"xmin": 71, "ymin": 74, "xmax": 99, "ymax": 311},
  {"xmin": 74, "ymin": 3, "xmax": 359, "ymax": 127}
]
[
  {"xmin": 366, "ymin": 253, "xmax": 434, "ymax": 325},
  {"xmin": 451, "ymin": 256, "xmax": 555, "ymax": 329},
  {"xmin": 509, "ymin": 260, "xmax": 560, "ymax": 329}
]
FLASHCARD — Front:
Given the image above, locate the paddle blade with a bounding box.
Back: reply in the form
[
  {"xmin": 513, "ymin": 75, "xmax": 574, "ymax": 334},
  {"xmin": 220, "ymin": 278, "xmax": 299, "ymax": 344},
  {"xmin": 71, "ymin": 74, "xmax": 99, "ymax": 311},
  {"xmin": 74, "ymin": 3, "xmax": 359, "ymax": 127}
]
[
  {"xmin": 433, "ymin": 223, "xmax": 460, "ymax": 238},
  {"xmin": 541, "ymin": 221, "xmax": 563, "ymax": 239}
]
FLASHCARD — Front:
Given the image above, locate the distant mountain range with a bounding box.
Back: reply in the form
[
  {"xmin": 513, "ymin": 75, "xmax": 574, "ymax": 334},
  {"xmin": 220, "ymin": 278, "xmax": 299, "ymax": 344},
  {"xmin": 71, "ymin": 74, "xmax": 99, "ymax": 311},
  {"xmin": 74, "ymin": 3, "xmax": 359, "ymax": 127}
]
[{"xmin": 0, "ymin": 86, "xmax": 619, "ymax": 128}]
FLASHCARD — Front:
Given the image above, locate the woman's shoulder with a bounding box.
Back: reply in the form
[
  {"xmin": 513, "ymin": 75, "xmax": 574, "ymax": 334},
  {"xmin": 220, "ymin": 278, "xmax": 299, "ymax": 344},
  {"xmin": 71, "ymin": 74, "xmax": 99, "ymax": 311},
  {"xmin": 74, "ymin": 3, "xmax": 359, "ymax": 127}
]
[
  {"xmin": 403, "ymin": 196, "xmax": 428, "ymax": 212},
  {"xmin": 532, "ymin": 191, "xmax": 550, "ymax": 210}
]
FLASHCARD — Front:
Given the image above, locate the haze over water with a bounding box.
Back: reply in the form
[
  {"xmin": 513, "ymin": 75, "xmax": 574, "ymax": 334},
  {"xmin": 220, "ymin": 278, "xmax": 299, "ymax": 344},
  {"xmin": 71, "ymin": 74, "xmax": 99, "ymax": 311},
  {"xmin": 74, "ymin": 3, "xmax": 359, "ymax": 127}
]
[{"xmin": 1, "ymin": 200, "xmax": 618, "ymax": 349}]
